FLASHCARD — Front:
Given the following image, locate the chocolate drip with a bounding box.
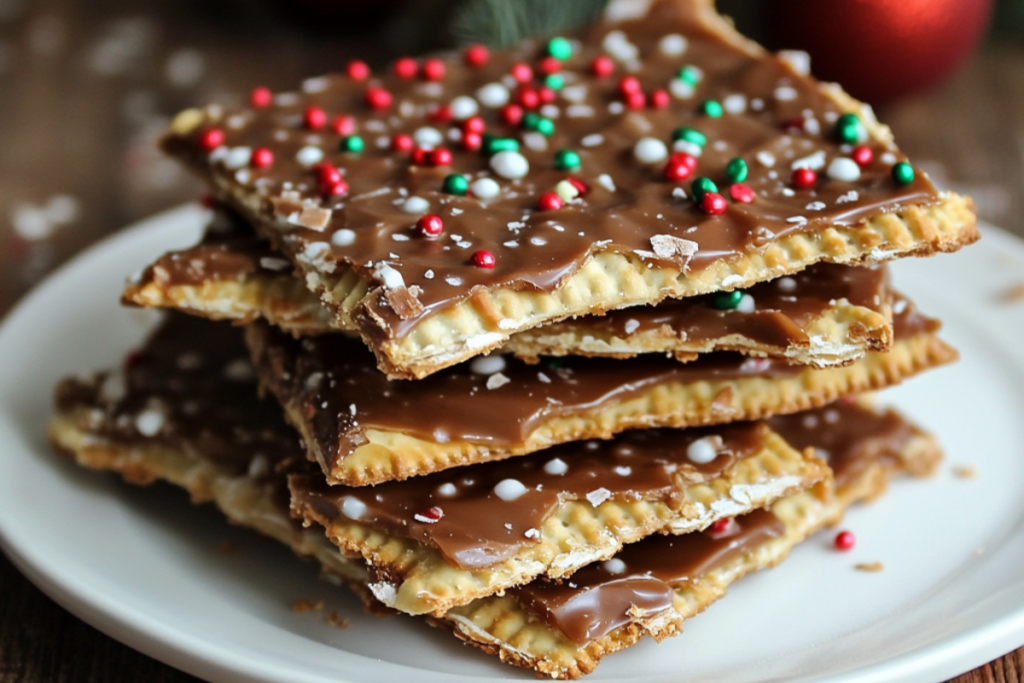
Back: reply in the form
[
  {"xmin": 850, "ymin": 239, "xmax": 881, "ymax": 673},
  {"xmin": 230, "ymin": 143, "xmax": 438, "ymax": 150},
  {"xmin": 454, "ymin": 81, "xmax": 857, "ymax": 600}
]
[
  {"xmin": 164, "ymin": 2, "xmax": 940, "ymax": 342},
  {"xmin": 515, "ymin": 509, "xmax": 784, "ymax": 645},
  {"xmin": 289, "ymin": 423, "xmax": 764, "ymax": 569}
]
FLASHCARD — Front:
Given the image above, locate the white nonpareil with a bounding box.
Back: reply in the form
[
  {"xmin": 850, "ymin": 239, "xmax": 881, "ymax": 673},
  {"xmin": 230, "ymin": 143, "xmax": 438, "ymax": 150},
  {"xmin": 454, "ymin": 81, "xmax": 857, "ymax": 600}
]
[
  {"xmin": 633, "ymin": 137, "xmax": 668, "ymax": 164},
  {"xmin": 494, "ymin": 478, "xmax": 529, "ymax": 501},
  {"xmin": 490, "ymin": 150, "xmax": 529, "ymax": 179},
  {"xmin": 470, "ymin": 177, "xmax": 500, "ymax": 199},
  {"xmin": 687, "ymin": 436, "xmax": 720, "ymax": 464}
]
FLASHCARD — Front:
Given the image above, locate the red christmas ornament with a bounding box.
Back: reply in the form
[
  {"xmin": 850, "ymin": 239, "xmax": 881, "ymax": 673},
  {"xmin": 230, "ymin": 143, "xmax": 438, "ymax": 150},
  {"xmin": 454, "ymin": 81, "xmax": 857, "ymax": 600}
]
[
  {"xmin": 393, "ymin": 57, "xmax": 418, "ymax": 79},
  {"xmin": 303, "ymin": 105, "xmax": 327, "ymax": 130},
  {"xmin": 516, "ymin": 87, "xmax": 540, "ymax": 110},
  {"xmin": 618, "ymin": 75, "xmax": 641, "ymax": 96},
  {"xmin": 250, "ymin": 147, "xmax": 274, "ymax": 169},
  {"xmin": 591, "ymin": 55, "xmax": 615, "ymax": 78},
  {"xmin": 464, "ymin": 44, "xmax": 489, "ymax": 67},
  {"xmin": 331, "ymin": 115, "xmax": 356, "ymax": 136},
  {"xmin": 538, "ymin": 56, "xmax": 562, "ymax": 75},
  {"xmin": 196, "ymin": 128, "xmax": 224, "ymax": 151},
  {"xmin": 510, "ymin": 63, "xmax": 533, "ymax": 83},
  {"xmin": 729, "ymin": 183, "xmax": 756, "ymax": 204},
  {"xmin": 708, "ymin": 518, "xmax": 731, "ymax": 535},
  {"xmin": 417, "ymin": 214, "xmax": 444, "ymax": 237},
  {"xmin": 663, "ymin": 153, "xmax": 696, "ymax": 182},
  {"xmin": 834, "ymin": 530, "xmax": 856, "ymax": 551},
  {"xmin": 791, "ymin": 168, "xmax": 817, "ymax": 189},
  {"xmin": 623, "ymin": 90, "xmax": 646, "ymax": 110},
  {"xmin": 851, "ymin": 145, "xmax": 874, "ymax": 167},
  {"xmin": 250, "ymin": 86, "xmax": 272, "ymax": 108},
  {"xmin": 463, "ymin": 116, "xmax": 486, "ymax": 135},
  {"xmin": 346, "ymin": 60, "xmax": 370, "ymax": 81},
  {"xmin": 422, "ymin": 58, "xmax": 446, "ymax": 81},
  {"xmin": 462, "ymin": 131, "xmax": 483, "ymax": 151},
  {"xmin": 700, "ymin": 192, "xmax": 728, "ymax": 215},
  {"xmin": 538, "ymin": 192, "xmax": 564, "ymax": 211},
  {"xmin": 365, "ymin": 86, "xmax": 393, "ymax": 110},
  {"xmin": 391, "ymin": 134, "xmax": 414, "ymax": 153},
  {"xmin": 472, "ymin": 250, "xmax": 497, "ymax": 268},
  {"xmin": 413, "ymin": 506, "xmax": 444, "ymax": 524},
  {"xmin": 314, "ymin": 162, "xmax": 341, "ymax": 186},
  {"xmin": 501, "ymin": 104, "xmax": 524, "ymax": 126},
  {"xmin": 649, "ymin": 88, "xmax": 670, "ymax": 109},
  {"xmin": 428, "ymin": 148, "xmax": 453, "ymax": 167},
  {"xmin": 767, "ymin": 0, "xmax": 993, "ymax": 103}
]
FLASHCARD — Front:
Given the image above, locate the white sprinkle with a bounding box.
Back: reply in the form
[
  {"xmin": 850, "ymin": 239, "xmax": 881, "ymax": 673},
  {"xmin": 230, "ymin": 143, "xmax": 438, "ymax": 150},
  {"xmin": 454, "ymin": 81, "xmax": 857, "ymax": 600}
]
[
  {"xmin": 603, "ymin": 558, "xmax": 627, "ymax": 574},
  {"xmin": 804, "ymin": 118, "xmax": 821, "ymax": 135},
  {"xmin": 623, "ymin": 319, "xmax": 641, "ymax": 335},
  {"xmin": 223, "ymin": 359, "xmax": 254, "ymax": 381},
  {"xmin": 634, "ymin": 137, "xmax": 668, "ymax": 164},
  {"xmin": 827, "ymin": 157, "xmax": 862, "ymax": 182},
  {"xmin": 806, "ymin": 201, "xmax": 827, "ymax": 211},
  {"xmin": 422, "ymin": 270, "xmax": 434, "ymax": 280},
  {"xmin": 777, "ymin": 277, "xmax": 797, "ymax": 292},
  {"xmin": 401, "ymin": 196, "xmax": 430, "ymax": 214},
  {"xmin": 602, "ymin": 30, "xmax": 639, "ymax": 61},
  {"xmin": 331, "ymin": 229, "xmax": 356, "ymax": 247},
  {"xmin": 391, "ymin": 233, "xmax": 410, "ymax": 242},
  {"xmin": 445, "ymin": 275, "xmax": 462, "ymax": 286},
  {"xmin": 779, "ymin": 50, "xmax": 811, "ymax": 75},
  {"xmin": 260, "ymin": 256, "xmax": 290, "ymax": 271},
  {"xmin": 530, "ymin": 236, "xmax": 547, "ymax": 246},
  {"xmin": 437, "ymin": 483, "xmax": 457, "ymax": 497},
  {"xmin": 672, "ymin": 139, "xmax": 703, "ymax": 157},
  {"xmin": 756, "ymin": 151, "xmax": 776, "ymax": 167},
  {"xmin": 135, "ymin": 408, "xmax": 165, "ymax": 437},
  {"xmin": 566, "ymin": 104, "xmax": 595, "ymax": 118},
  {"xmin": 775, "ymin": 85, "xmax": 799, "ymax": 101},
  {"xmin": 504, "ymin": 240, "xmax": 518, "ymax": 248},
  {"xmin": 893, "ymin": 298, "xmax": 909, "ymax": 315},
  {"xmin": 100, "ymin": 372, "xmax": 126, "ymax": 403},
  {"xmin": 687, "ymin": 437, "xmax": 719, "ymax": 464},
  {"xmin": 614, "ymin": 465, "xmax": 632, "ymax": 476},
  {"xmin": 295, "ymin": 145, "xmax": 323, "ymax": 166},
  {"xmin": 736, "ymin": 294, "xmax": 756, "ymax": 313},
  {"xmin": 373, "ymin": 263, "xmax": 405, "ymax": 289},
  {"xmin": 487, "ymin": 372, "xmax": 510, "ymax": 389},
  {"xmin": 561, "ymin": 84, "xmax": 588, "ymax": 103},
  {"xmin": 413, "ymin": 126, "xmax": 443, "ymax": 148},
  {"xmin": 837, "ymin": 190, "xmax": 860, "ymax": 204},
  {"xmin": 723, "ymin": 94, "xmax": 747, "ymax": 114},
  {"xmin": 349, "ymin": 404, "xmax": 357, "ymax": 416},
  {"xmin": 658, "ymin": 33, "xmax": 688, "ymax": 56},
  {"xmin": 524, "ymin": 528, "xmax": 540, "ymax": 539},
  {"xmin": 544, "ymin": 458, "xmax": 568, "ymax": 476},
  {"xmin": 537, "ymin": 372, "xmax": 552, "ymax": 384},
  {"xmin": 672, "ymin": 187, "xmax": 687, "ymax": 200},
  {"xmin": 302, "ymin": 76, "xmax": 329, "ymax": 93},
  {"xmin": 555, "ymin": 180, "xmax": 579, "ymax": 202},
  {"xmin": 223, "ymin": 146, "xmax": 251, "ymax": 170},
  {"xmin": 494, "ymin": 478, "xmax": 528, "ymax": 501},
  {"xmin": 586, "ymin": 488, "xmax": 612, "ymax": 507},
  {"xmin": 669, "ymin": 78, "xmax": 695, "ymax": 99},
  {"xmin": 540, "ymin": 104, "xmax": 560, "ymax": 119},
  {"xmin": 881, "ymin": 152, "xmax": 897, "ymax": 164},
  {"xmin": 490, "ymin": 150, "xmax": 529, "ymax": 179},
  {"xmin": 581, "ymin": 134, "xmax": 604, "ymax": 148},
  {"xmin": 781, "ymin": 187, "xmax": 795, "ymax": 196},
  {"xmin": 607, "ymin": 101, "xmax": 625, "ymax": 114},
  {"xmin": 471, "ymin": 355, "xmax": 506, "ymax": 375},
  {"xmin": 522, "ymin": 131, "xmax": 548, "ymax": 152},
  {"xmin": 341, "ymin": 496, "xmax": 366, "ymax": 520},
  {"xmin": 476, "ymin": 82, "xmax": 510, "ymax": 108},
  {"xmin": 449, "ymin": 95, "xmax": 478, "ymax": 120},
  {"xmin": 597, "ymin": 173, "xmax": 616, "ymax": 192},
  {"xmin": 471, "ymin": 177, "xmax": 500, "ymax": 199},
  {"xmin": 787, "ymin": 216, "xmax": 808, "ymax": 224},
  {"xmin": 792, "ymin": 150, "xmax": 826, "ymax": 171}
]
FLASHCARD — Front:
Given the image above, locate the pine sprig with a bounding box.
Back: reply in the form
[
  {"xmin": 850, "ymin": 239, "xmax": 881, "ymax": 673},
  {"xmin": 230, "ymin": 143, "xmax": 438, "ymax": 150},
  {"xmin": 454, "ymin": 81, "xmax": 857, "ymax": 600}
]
[{"xmin": 453, "ymin": 0, "xmax": 610, "ymax": 47}]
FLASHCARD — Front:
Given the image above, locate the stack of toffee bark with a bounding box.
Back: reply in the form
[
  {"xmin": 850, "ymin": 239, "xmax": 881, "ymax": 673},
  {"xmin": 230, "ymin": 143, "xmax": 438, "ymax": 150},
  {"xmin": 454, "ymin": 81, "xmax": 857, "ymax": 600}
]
[{"xmin": 49, "ymin": 0, "xmax": 978, "ymax": 677}]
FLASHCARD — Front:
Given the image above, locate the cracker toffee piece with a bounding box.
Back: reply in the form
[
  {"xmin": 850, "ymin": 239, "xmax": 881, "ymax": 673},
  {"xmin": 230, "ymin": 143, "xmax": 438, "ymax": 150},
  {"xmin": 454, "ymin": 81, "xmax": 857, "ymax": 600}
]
[
  {"xmin": 160, "ymin": 0, "xmax": 977, "ymax": 379},
  {"xmin": 248, "ymin": 295, "xmax": 956, "ymax": 486},
  {"xmin": 125, "ymin": 211, "xmax": 895, "ymax": 368},
  {"xmin": 49, "ymin": 351, "xmax": 940, "ymax": 679}
]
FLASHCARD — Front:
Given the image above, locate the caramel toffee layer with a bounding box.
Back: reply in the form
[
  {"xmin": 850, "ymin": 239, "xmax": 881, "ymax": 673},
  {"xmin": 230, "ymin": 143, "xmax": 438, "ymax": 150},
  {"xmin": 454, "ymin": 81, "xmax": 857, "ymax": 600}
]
[
  {"xmin": 137, "ymin": 209, "xmax": 890, "ymax": 355},
  {"xmin": 164, "ymin": 0, "xmax": 942, "ymax": 343},
  {"xmin": 510, "ymin": 400, "xmax": 919, "ymax": 646},
  {"xmin": 289, "ymin": 423, "xmax": 765, "ymax": 570},
  {"xmin": 251, "ymin": 293, "xmax": 934, "ymax": 463}
]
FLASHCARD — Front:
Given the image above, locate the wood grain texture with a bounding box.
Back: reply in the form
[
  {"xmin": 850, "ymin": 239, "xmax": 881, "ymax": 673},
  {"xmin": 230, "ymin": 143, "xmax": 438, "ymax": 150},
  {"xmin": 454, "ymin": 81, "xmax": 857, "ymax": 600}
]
[{"xmin": 0, "ymin": 0, "xmax": 1022, "ymax": 680}]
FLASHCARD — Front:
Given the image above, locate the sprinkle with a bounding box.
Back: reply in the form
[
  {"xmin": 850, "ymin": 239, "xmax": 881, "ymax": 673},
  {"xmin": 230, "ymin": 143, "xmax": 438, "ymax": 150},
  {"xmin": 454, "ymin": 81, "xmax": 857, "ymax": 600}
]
[
  {"xmin": 373, "ymin": 263, "xmax": 405, "ymax": 289},
  {"xmin": 445, "ymin": 275, "xmax": 462, "ymax": 286},
  {"xmin": 633, "ymin": 137, "xmax": 668, "ymax": 164},
  {"xmin": 756, "ymin": 151, "xmax": 776, "ymax": 167},
  {"xmin": 437, "ymin": 483, "xmax": 457, "ymax": 497},
  {"xmin": 538, "ymin": 192, "xmax": 564, "ymax": 211},
  {"xmin": 729, "ymin": 183, "xmax": 755, "ymax": 204},
  {"xmin": 472, "ymin": 250, "xmax": 496, "ymax": 268},
  {"xmin": 658, "ymin": 33, "xmax": 688, "ymax": 56},
  {"xmin": 494, "ymin": 478, "xmax": 528, "ymax": 501},
  {"xmin": 713, "ymin": 290, "xmax": 743, "ymax": 310},
  {"xmin": 295, "ymin": 145, "xmax": 324, "ymax": 166},
  {"xmin": 597, "ymin": 174, "xmax": 616, "ymax": 192},
  {"xmin": 476, "ymin": 82, "xmax": 510, "ymax": 108},
  {"xmin": 603, "ymin": 558, "xmax": 627, "ymax": 574},
  {"xmin": 701, "ymin": 99, "xmax": 723, "ymax": 117},
  {"xmin": 723, "ymin": 94, "xmax": 747, "ymax": 114},
  {"xmin": 690, "ymin": 176, "xmax": 718, "ymax": 202},
  {"xmin": 736, "ymin": 294, "xmax": 756, "ymax": 313},
  {"xmin": 776, "ymin": 277, "xmax": 797, "ymax": 291},
  {"xmin": 341, "ymin": 496, "xmax": 366, "ymax": 520},
  {"xmin": 614, "ymin": 466, "xmax": 632, "ymax": 476},
  {"xmin": 413, "ymin": 507, "xmax": 444, "ymax": 524},
  {"xmin": 725, "ymin": 157, "xmax": 748, "ymax": 183},
  {"xmin": 537, "ymin": 372, "xmax": 551, "ymax": 383},
  {"xmin": 827, "ymin": 157, "xmax": 861, "ymax": 182},
  {"xmin": 417, "ymin": 214, "xmax": 444, "ymax": 237},
  {"xmin": 791, "ymin": 168, "xmax": 817, "ymax": 188},
  {"xmin": 135, "ymin": 407, "xmax": 165, "ymax": 436},
  {"xmin": 401, "ymin": 196, "xmax": 430, "ymax": 214},
  {"xmin": 774, "ymin": 85, "xmax": 798, "ymax": 101},
  {"xmin": 554, "ymin": 149, "xmax": 581, "ymax": 171},
  {"xmin": 892, "ymin": 161, "xmax": 915, "ymax": 185},
  {"xmin": 413, "ymin": 126, "xmax": 443, "ymax": 148},
  {"xmin": 260, "ymin": 256, "xmax": 290, "ymax": 271},
  {"xmin": 687, "ymin": 437, "xmax": 719, "ymax": 464},
  {"xmin": 779, "ymin": 50, "xmax": 811, "ymax": 75},
  {"xmin": 792, "ymin": 150, "xmax": 827, "ymax": 171},
  {"xmin": 547, "ymin": 36, "xmax": 573, "ymax": 61},
  {"xmin": 544, "ymin": 458, "xmax": 568, "ymax": 475},
  {"xmin": 834, "ymin": 530, "xmax": 855, "ymax": 551},
  {"xmin": 806, "ymin": 201, "xmax": 827, "ymax": 211},
  {"xmin": 623, "ymin": 319, "xmax": 641, "ymax": 334},
  {"xmin": 442, "ymin": 174, "xmax": 469, "ymax": 196},
  {"xmin": 471, "ymin": 355, "xmax": 506, "ymax": 375},
  {"xmin": 669, "ymin": 79, "xmax": 695, "ymax": 99},
  {"xmin": 224, "ymin": 146, "xmax": 252, "ymax": 170},
  {"xmin": 836, "ymin": 113, "xmax": 868, "ymax": 144},
  {"xmin": 555, "ymin": 180, "xmax": 580, "ymax": 202},
  {"xmin": 489, "ymin": 150, "xmax": 529, "ymax": 179},
  {"xmin": 471, "ymin": 177, "xmax": 501, "ymax": 199}
]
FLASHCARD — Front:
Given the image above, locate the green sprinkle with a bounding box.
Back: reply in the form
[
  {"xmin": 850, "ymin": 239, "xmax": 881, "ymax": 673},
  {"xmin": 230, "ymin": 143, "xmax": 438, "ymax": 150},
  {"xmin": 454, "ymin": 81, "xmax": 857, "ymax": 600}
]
[
  {"xmin": 442, "ymin": 174, "xmax": 469, "ymax": 195},
  {"xmin": 672, "ymin": 126, "xmax": 706, "ymax": 148},
  {"xmin": 536, "ymin": 118, "xmax": 555, "ymax": 136},
  {"xmin": 547, "ymin": 36, "xmax": 573, "ymax": 61},
  {"xmin": 836, "ymin": 113, "xmax": 866, "ymax": 144},
  {"xmin": 891, "ymin": 161, "xmax": 915, "ymax": 186},
  {"xmin": 725, "ymin": 157, "xmax": 748, "ymax": 184},
  {"xmin": 554, "ymin": 149, "xmax": 581, "ymax": 171},
  {"xmin": 522, "ymin": 112, "xmax": 541, "ymax": 130},
  {"xmin": 485, "ymin": 137, "xmax": 519, "ymax": 155},
  {"xmin": 700, "ymin": 100, "xmax": 723, "ymax": 118},
  {"xmin": 340, "ymin": 135, "xmax": 364, "ymax": 153},
  {"xmin": 677, "ymin": 65, "xmax": 701, "ymax": 86},
  {"xmin": 691, "ymin": 176, "xmax": 718, "ymax": 202},
  {"xmin": 712, "ymin": 290, "xmax": 743, "ymax": 310},
  {"xmin": 544, "ymin": 73, "xmax": 564, "ymax": 90}
]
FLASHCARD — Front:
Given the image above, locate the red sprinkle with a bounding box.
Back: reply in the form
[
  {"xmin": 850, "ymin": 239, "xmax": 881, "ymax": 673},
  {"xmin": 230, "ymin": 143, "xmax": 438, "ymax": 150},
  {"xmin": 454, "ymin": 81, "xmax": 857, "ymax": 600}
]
[
  {"xmin": 791, "ymin": 167, "xmax": 817, "ymax": 189},
  {"xmin": 462, "ymin": 131, "xmax": 483, "ymax": 151},
  {"xmin": 500, "ymin": 104, "xmax": 524, "ymax": 126},
  {"xmin": 331, "ymin": 115, "xmax": 356, "ymax": 136},
  {"xmin": 303, "ymin": 106, "xmax": 327, "ymax": 130},
  {"xmin": 664, "ymin": 153, "xmax": 696, "ymax": 182},
  {"xmin": 346, "ymin": 60, "xmax": 370, "ymax": 81},
  {"xmin": 709, "ymin": 518, "xmax": 731, "ymax": 534},
  {"xmin": 411, "ymin": 147, "xmax": 430, "ymax": 165},
  {"xmin": 729, "ymin": 183, "xmax": 756, "ymax": 204},
  {"xmin": 538, "ymin": 87, "xmax": 557, "ymax": 104},
  {"xmin": 428, "ymin": 148, "xmax": 453, "ymax": 167},
  {"xmin": 472, "ymin": 250, "xmax": 497, "ymax": 268},
  {"xmin": 538, "ymin": 192, "xmax": 564, "ymax": 211},
  {"xmin": 464, "ymin": 44, "xmax": 489, "ymax": 67},
  {"xmin": 314, "ymin": 162, "xmax": 341, "ymax": 185},
  {"xmin": 322, "ymin": 178, "xmax": 348, "ymax": 197},
  {"xmin": 649, "ymin": 88, "xmax": 670, "ymax": 109},
  {"xmin": 700, "ymin": 191, "xmax": 728, "ymax": 215},
  {"xmin": 250, "ymin": 86, "xmax": 272, "ymax": 108},
  {"xmin": 422, "ymin": 58, "xmax": 446, "ymax": 81},
  {"xmin": 462, "ymin": 116, "xmax": 486, "ymax": 134},
  {"xmin": 365, "ymin": 86, "xmax": 393, "ymax": 110},
  {"xmin": 414, "ymin": 506, "xmax": 444, "ymax": 524},
  {"xmin": 618, "ymin": 75, "xmax": 641, "ymax": 96},
  {"xmin": 538, "ymin": 56, "xmax": 562, "ymax": 75},
  {"xmin": 781, "ymin": 116, "xmax": 805, "ymax": 133},
  {"xmin": 417, "ymin": 214, "xmax": 444, "ymax": 237},
  {"xmin": 393, "ymin": 56, "xmax": 418, "ymax": 79},
  {"xmin": 834, "ymin": 530, "xmax": 855, "ymax": 551},
  {"xmin": 196, "ymin": 128, "xmax": 224, "ymax": 151},
  {"xmin": 428, "ymin": 104, "xmax": 452, "ymax": 123},
  {"xmin": 516, "ymin": 87, "xmax": 540, "ymax": 110},
  {"xmin": 623, "ymin": 90, "xmax": 646, "ymax": 110},
  {"xmin": 391, "ymin": 134, "xmax": 414, "ymax": 153},
  {"xmin": 250, "ymin": 147, "xmax": 274, "ymax": 169},
  {"xmin": 567, "ymin": 177, "xmax": 589, "ymax": 195},
  {"xmin": 851, "ymin": 145, "xmax": 874, "ymax": 167},
  {"xmin": 591, "ymin": 55, "xmax": 615, "ymax": 78},
  {"xmin": 510, "ymin": 63, "xmax": 533, "ymax": 83}
]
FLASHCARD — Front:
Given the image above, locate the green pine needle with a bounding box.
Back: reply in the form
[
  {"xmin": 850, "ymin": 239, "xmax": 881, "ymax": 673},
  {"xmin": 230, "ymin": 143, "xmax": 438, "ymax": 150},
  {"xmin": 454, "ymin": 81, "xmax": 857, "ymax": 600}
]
[{"xmin": 453, "ymin": 0, "xmax": 610, "ymax": 47}]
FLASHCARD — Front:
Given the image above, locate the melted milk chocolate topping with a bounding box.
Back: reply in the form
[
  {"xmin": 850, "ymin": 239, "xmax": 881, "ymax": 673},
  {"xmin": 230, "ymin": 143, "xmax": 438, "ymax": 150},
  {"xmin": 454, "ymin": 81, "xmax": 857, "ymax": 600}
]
[
  {"xmin": 289, "ymin": 422, "xmax": 764, "ymax": 569},
  {"xmin": 165, "ymin": 1, "xmax": 939, "ymax": 340}
]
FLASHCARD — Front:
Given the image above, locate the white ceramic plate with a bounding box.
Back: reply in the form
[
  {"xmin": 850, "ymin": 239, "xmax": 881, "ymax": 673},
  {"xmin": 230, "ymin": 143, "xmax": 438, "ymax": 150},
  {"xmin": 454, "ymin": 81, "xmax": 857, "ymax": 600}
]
[{"xmin": 1, "ymin": 205, "xmax": 1023, "ymax": 683}]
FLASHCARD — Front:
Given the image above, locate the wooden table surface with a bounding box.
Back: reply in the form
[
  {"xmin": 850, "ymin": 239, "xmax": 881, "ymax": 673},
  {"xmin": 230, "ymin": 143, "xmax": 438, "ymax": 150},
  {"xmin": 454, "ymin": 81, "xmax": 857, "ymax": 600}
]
[{"xmin": 0, "ymin": 2, "xmax": 1022, "ymax": 682}]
